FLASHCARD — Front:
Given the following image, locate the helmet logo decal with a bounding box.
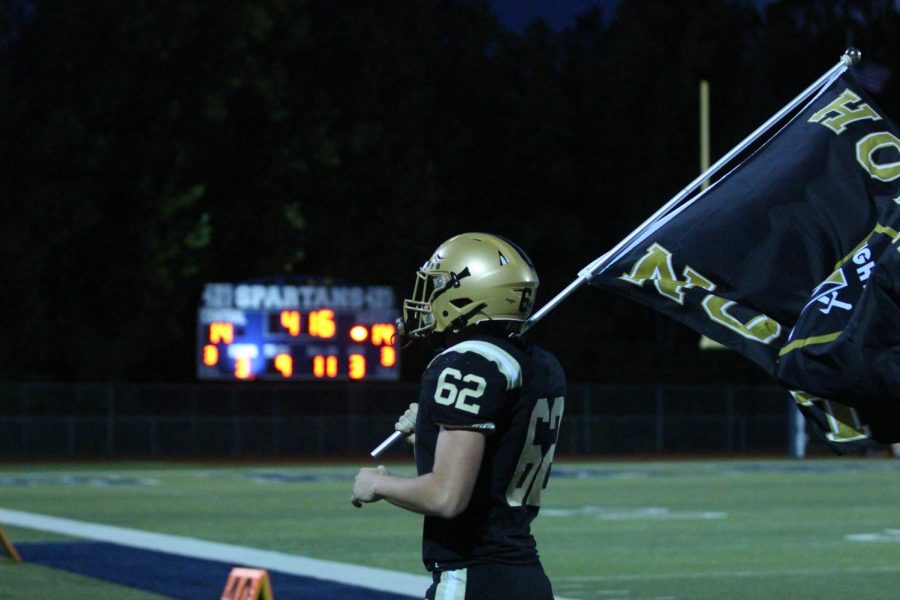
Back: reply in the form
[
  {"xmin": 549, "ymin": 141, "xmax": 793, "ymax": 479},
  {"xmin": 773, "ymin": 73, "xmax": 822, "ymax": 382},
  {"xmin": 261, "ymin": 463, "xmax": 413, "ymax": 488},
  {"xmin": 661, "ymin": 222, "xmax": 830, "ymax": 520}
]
[
  {"xmin": 498, "ymin": 251, "xmax": 509, "ymax": 266},
  {"xmin": 518, "ymin": 288, "xmax": 534, "ymax": 313},
  {"xmin": 450, "ymin": 267, "xmax": 471, "ymax": 288},
  {"xmin": 433, "ymin": 267, "xmax": 471, "ymax": 301}
]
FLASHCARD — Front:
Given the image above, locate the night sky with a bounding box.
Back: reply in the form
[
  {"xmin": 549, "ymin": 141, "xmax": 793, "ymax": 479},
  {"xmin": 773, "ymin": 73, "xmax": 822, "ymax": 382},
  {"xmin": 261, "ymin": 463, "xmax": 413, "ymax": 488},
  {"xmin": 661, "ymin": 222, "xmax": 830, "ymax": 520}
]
[
  {"xmin": 489, "ymin": 0, "xmax": 621, "ymax": 32},
  {"xmin": 487, "ymin": 0, "xmax": 897, "ymax": 33}
]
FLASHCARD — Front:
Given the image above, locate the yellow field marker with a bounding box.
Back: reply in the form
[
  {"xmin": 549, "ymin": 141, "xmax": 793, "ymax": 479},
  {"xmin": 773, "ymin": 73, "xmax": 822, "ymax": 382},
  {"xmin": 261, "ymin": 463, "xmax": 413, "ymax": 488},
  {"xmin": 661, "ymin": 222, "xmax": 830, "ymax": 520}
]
[
  {"xmin": 221, "ymin": 567, "xmax": 273, "ymax": 600},
  {"xmin": 0, "ymin": 526, "xmax": 22, "ymax": 563}
]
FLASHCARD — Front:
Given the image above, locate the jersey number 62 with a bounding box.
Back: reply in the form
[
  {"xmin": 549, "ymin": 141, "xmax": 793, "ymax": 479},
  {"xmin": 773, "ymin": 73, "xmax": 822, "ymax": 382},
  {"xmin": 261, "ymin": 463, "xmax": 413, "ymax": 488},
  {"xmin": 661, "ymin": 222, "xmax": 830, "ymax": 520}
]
[{"xmin": 434, "ymin": 368, "xmax": 487, "ymax": 415}]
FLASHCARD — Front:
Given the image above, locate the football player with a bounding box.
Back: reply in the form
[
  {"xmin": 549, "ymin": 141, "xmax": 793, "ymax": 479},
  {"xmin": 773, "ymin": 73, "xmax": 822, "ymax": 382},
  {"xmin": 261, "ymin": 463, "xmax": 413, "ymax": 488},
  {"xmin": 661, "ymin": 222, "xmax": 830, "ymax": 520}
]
[{"xmin": 352, "ymin": 233, "xmax": 566, "ymax": 600}]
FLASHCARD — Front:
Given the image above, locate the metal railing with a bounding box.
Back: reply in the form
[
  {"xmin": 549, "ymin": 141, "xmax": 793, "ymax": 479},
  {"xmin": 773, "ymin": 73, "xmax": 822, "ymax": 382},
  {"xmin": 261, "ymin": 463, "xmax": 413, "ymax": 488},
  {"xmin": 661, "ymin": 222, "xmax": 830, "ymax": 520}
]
[{"xmin": 0, "ymin": 382, "xmax": 797, "ymax": 457}]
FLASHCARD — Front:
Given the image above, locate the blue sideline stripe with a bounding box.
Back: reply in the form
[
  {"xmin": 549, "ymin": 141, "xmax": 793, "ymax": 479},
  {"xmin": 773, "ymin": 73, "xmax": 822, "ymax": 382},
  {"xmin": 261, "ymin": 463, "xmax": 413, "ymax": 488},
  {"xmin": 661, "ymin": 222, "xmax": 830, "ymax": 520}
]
[{"xmin": 18, "ymin": 541, "xmax": 416, "ymax": 600}]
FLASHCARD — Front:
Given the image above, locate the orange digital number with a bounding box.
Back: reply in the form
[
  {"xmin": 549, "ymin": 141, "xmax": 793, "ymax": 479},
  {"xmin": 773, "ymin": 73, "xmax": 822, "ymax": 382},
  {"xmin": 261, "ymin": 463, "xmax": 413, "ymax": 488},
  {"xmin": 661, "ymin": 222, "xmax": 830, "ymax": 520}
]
[
  {"xmin": 274, "ymin": 353, "xmax": 293, "ymax": 377},
  {"xmin": 380, "ymin": 346, "xmax": 396, "ymax": 367},
  {"xmin": 313, "ymin": 355, "xmax": 338, "ymax": 378},
  {"xmin": 209, "ymin": 322, "xmax": 234, "ymax": 344},
  {"xmin": 234, "ymin": 357, "xmax": 252, "ymax": 379},
  {"xmin": 202, "ymin": 345, "xmax": 219, "ymax": 366},
  {"xmin": 309, "ymin": 310, "xmax": 336, "ymax": 338},
  {"xmin": 370, "ymin": 323, "xmax": 395, "ymax": 346},
  {"xmin": 280, "ymin": 310, "xmax": 301, "ymax": 336},
  {"xmin": 349, "ymin": 354, "xmax": 366, "ymax": 380}
]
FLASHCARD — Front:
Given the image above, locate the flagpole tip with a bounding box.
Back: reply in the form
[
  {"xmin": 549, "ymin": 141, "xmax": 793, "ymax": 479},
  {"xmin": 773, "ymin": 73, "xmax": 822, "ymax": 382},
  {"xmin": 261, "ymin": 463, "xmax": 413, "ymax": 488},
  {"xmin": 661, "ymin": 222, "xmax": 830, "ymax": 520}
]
[{"xmin": 843, "ymin": 47, "xmax": 862, "ymax": 66}]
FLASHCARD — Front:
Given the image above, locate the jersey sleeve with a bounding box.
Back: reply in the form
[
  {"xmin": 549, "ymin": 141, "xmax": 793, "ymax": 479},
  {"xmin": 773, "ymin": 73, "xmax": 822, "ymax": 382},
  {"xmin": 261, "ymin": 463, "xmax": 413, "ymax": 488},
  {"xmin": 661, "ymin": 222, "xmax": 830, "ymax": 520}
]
[{"xmin": 419, "ymin": 339, "xmax": 523, "ymax": 431}]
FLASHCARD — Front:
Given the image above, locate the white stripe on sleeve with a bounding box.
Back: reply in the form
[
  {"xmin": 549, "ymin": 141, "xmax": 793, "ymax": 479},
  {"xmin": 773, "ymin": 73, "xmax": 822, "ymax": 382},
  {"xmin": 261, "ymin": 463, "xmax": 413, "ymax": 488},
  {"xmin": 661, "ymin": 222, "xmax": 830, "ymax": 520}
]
[{"xmin": 441, "ymin": 340, "xmax": 522, "ymax": 390}]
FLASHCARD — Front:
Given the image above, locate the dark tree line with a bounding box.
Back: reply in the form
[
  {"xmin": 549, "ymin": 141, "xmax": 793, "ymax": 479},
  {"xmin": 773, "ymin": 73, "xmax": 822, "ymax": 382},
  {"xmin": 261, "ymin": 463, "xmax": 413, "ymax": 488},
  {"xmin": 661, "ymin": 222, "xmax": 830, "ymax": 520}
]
[{"xmin": 1, "ymin": 0, "xmax": 898, "ymax": 383}]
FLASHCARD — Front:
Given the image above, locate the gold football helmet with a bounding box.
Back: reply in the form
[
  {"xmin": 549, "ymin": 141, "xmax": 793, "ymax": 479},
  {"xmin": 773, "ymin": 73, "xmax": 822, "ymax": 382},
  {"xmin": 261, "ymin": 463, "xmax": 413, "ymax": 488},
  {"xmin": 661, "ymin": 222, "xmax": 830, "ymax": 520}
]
[{"xmin": 400, "ymin": 233, "xmax": 539, "ymax": 338}]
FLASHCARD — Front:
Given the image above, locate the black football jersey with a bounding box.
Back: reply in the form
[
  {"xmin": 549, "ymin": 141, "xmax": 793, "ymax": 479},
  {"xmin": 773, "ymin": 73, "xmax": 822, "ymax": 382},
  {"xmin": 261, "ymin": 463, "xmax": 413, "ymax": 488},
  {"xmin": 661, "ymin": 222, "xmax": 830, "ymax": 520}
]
[{"xmin": 414, "ymin": 334, "xmax": 566, "ymax": 571}]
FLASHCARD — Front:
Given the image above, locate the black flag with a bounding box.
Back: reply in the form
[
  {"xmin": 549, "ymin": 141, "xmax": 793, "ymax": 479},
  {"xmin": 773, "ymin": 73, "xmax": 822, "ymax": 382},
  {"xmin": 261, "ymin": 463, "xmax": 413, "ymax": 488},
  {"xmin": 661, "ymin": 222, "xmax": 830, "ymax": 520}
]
[{"xmin": 589, "ymin": 70, "xmax": 900, "ymax": 453}]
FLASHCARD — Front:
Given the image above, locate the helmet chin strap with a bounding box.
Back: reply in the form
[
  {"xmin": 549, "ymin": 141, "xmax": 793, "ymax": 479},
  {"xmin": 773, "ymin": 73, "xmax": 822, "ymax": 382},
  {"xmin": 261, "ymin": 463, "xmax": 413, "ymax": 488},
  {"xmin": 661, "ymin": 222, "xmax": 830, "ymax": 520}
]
[
  {"xmin": 448, "ymin": 302, "xmax": 488, "ymax": 334},
  {"xmin": 390, "ymin": 325, "xmax": 415, "ymax": 350},
  {"xmin": 394, "ymin": 313, "xmax": 432, "ymax": 350},
  {"xmin": 394, "ymin": 298, "xmax": 488, "ymax": 348}
]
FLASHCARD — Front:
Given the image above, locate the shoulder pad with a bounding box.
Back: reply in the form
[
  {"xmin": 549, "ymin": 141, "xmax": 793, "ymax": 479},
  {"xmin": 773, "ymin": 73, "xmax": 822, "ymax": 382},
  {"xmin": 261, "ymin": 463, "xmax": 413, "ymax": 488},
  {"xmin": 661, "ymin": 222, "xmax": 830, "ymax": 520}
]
[{"xmin": 430, "ymin": 339, "xmax": 523, "ymax": 390}]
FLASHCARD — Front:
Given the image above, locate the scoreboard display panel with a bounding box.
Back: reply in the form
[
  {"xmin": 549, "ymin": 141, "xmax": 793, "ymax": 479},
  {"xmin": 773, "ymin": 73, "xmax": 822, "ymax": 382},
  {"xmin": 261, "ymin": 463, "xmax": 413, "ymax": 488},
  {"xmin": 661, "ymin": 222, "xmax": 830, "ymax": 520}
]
[{"xmin": 197, "ymin": 279, "xmax": 400, "ymax": 381}]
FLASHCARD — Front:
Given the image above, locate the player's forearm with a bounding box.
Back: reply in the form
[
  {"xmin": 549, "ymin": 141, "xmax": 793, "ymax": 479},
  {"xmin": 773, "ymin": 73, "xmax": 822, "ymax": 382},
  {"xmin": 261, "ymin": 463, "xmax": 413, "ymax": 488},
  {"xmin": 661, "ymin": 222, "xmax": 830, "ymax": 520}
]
[{"xmin": 376, "ymin": 473, "xmax": 465, "ymax": 518}]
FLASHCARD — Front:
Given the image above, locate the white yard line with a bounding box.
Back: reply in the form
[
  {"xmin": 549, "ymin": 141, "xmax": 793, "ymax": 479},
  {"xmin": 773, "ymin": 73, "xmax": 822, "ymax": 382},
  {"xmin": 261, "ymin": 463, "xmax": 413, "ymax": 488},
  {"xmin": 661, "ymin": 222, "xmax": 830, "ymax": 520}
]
[
  {"xmin": 0, "ymin": 507, "xmax": 430, "ymax": 597},
  {"xmin": 2, "ymin": 507, "xmax": 574, "ymax": 600}
]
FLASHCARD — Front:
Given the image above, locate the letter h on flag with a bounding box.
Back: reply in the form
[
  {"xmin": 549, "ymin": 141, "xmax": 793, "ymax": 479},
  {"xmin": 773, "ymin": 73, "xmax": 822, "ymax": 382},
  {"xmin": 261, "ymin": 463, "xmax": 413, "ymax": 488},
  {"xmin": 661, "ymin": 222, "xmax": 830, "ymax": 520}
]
[{"xmin": 576, "ymin": 51, "xmax": 900, "ymax": 453}]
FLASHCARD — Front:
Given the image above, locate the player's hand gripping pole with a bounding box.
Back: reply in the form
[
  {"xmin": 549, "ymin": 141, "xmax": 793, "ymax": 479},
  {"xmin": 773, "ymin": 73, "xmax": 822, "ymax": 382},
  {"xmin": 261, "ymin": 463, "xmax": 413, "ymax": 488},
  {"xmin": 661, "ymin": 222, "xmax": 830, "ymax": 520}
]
[{"xmin": 369, "ymin": 403, "xmax": 418, "ymax": 457}]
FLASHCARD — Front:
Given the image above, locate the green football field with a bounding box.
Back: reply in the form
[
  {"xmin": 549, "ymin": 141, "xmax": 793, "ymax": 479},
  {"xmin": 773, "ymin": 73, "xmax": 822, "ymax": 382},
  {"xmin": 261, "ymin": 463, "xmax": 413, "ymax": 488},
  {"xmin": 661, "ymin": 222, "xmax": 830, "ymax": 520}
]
[{"xmin": 1, "ymin": 458, "xmax": 898, "ymax": 599}]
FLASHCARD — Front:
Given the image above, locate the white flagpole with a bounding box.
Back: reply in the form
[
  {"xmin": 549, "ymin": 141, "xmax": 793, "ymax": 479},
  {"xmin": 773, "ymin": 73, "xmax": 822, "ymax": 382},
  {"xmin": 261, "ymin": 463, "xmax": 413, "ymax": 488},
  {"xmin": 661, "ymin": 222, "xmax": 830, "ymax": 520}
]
[
  {"xmin": 370, "ymin": 431, "xmax": 402, "ymax": 457},
  {"xmin": 520, "ymin": 48, "xmax": 860, "ymax": 334}
]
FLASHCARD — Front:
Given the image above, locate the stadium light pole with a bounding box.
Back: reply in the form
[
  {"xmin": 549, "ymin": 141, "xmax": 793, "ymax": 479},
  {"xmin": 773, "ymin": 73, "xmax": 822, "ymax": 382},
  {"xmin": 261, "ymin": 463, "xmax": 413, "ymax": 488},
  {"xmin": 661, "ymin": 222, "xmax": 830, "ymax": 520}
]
[{"xmin": 696, "ymin": 79, "xmax": 727, "ymax": 351}]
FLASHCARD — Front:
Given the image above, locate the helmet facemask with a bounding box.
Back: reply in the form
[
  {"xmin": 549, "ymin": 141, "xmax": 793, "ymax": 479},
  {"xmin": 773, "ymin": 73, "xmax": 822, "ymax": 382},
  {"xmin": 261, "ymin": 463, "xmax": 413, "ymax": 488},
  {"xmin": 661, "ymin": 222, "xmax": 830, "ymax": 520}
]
[{"xmin": 401, "ymin": 268, "xmax": 445, "ymax": 338}]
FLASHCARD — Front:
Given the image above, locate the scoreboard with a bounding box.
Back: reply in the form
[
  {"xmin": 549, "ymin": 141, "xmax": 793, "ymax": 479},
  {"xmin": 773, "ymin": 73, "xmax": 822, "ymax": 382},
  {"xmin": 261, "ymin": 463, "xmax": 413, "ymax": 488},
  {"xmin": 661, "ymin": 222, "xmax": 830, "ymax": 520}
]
[{"xmin": 197, "ymin": 278, "xmax": 400, "ymax": 381}]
